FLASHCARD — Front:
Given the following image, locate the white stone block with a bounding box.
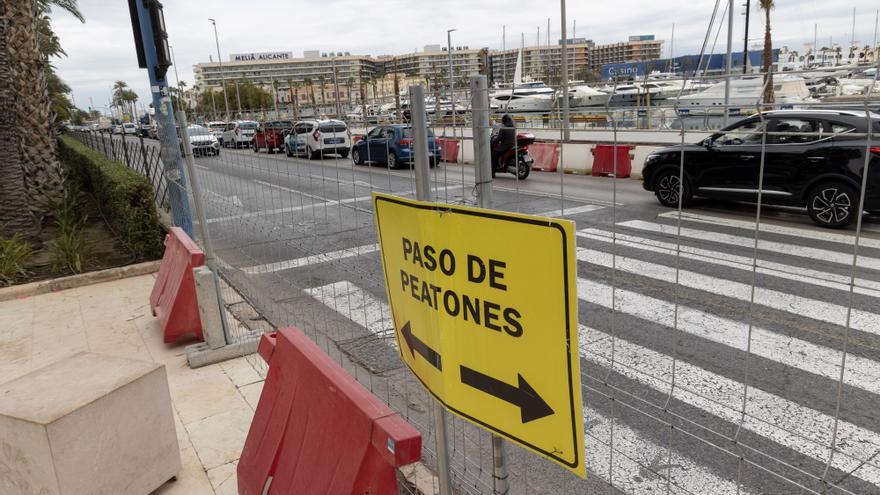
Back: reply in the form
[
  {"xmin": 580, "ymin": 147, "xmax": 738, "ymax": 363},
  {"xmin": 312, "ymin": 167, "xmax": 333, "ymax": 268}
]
[{"xmin": 0, "ymin": 352, "xmax": 180, "ymax": 495}]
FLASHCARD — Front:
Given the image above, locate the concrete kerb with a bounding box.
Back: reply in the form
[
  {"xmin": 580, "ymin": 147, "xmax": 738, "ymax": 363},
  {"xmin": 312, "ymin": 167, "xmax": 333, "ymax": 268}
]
[{"xmin": 0, "ymin": 260, "xmax": 162, "ymax": 303}]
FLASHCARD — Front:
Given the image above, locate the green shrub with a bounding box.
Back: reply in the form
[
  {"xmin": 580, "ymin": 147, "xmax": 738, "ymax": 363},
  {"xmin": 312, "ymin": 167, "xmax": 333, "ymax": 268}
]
[
  {"xmin": 0, "ymin": 227, "xmax": 33, "ymax": 286},
  {"xmin": 57, "ymin": 136, "xmax": 164, "ymax": 259},
  {"xmin": 48, "ymin": 189, "xmax": 89, "ymax": 274}
]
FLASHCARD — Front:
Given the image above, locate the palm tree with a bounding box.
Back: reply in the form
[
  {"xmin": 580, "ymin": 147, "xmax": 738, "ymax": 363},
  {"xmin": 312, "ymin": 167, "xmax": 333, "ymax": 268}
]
[
  {"xmin": 346, "ymin": 77, "xmax": 354, "ymax": 107},
  {"xmin": 759, "ymin": 0, "xmax": 775, "ymax": 106},
  {"xmin": 318, "ymin": 75, "xmax": 326, "ymax": 105},
  {"xmin": 112, "ymin": 80, "xmax": 128, "ymax": 120},
  {"xmin": 1, "ymin": 0, "xmax": 81, "ymax": 238}
]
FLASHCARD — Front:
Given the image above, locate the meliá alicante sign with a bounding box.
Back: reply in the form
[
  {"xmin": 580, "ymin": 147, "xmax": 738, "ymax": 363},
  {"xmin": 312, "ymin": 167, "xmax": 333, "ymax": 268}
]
[{"xmin": 229, "ymin": 51, "xmax": 293, "ymax": 62}]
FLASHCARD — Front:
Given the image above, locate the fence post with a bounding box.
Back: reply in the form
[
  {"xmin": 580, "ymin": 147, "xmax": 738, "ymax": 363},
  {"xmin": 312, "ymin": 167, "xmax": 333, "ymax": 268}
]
[
  {"xmin": 470, "ymin": 74, "xmax": 508, "ymax": 494},
  {"xmin": 175, "ymin": 111, "xmax": 232, "ymax": 345},
  {"xmin": 139, "ymin": 133, "xmax": 152, "ymax": 179},
  {"xmin": 470, "ymin": 76, "xmax": 493, "ymax": 209},
  {"xmin": 122, "ymin": 136, "xmax": 132, "ymax": 168},
  {"xmin": 409, "ymin": 84, "xmax": 453, "ymax": 495}
]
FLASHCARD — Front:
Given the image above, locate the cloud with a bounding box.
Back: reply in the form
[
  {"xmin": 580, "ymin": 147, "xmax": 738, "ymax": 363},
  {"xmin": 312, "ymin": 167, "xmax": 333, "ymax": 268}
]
[{"xmin": 50, "ymin": 0, "xmax": 880, "ymax": 112}]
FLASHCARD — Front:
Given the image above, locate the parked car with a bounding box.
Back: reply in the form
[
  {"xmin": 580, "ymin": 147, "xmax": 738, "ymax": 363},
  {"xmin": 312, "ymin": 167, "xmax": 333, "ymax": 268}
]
[
  {"xmin": 207, "ymin": 121, "xmax": 226, "ymax": 143},
  {"xmin": 253, "ymin": 120, "xmax": 293, "ymax": 153},
  {"xmin": 121, "ymin": 123, "xmax": 138, "ymax": 135},
  {"xmin": 183, "ymin": 125, "xmax": 221, "ymax": 156},
  {"xmin": 221, "ymin": 120, "xmax": 258, "ymax": 148},
  {"xmin": 139, "ymin": 124, "xmax": 155, "ymax": 138},
  {"xmin": 284, "ymin": 119, "xmax": 350, "ymax": 159},
  {"xmin": 641, "ymin": 109, "xmax": 880, "ymax": 228},
  {"xmin": 350, "ymin": 124, "xmax": 441, "ymax": 169}
]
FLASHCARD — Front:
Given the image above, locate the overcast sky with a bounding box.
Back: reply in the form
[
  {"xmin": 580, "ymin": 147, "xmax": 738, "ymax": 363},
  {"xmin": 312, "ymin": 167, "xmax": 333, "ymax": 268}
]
[{"xmin": 50, "ymin": 0, "xmax": 880, "ymax": 114}]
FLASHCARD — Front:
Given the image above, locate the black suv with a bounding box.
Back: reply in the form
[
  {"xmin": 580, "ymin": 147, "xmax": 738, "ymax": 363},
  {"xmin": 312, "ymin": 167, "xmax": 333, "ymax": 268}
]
[{"xmin": 642, "ymin": 110, "xmax": 880, "ymax": 228}]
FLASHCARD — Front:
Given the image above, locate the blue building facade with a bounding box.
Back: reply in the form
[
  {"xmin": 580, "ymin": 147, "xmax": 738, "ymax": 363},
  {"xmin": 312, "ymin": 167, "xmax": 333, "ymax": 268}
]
[{"xmin": 600, "ymin": 50, "xmax": 778, "ymax": 80}]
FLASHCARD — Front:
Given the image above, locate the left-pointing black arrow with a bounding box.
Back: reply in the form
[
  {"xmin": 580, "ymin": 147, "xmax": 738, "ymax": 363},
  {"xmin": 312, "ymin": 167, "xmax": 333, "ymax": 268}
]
[
  {"xmin": 459, "ymin": 366, "xmax": 554, "ymax": 423},
  {"xmin": 400, "ymin": 321, "xmax": 442, "ymax": 371}
]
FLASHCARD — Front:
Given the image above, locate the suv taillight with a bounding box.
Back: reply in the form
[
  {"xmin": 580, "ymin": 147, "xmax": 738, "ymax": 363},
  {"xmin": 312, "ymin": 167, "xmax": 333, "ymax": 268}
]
[
  {"xmin": 870, "ymin": 147, "xmax": 880, "ymax": 155},
  {"xmin": 313, "ymin": 130, "xmax": 320, "ymax": 141},
  {"xmin": 399, "ymin": 139, "xmax": 412, "ymax": 147}
]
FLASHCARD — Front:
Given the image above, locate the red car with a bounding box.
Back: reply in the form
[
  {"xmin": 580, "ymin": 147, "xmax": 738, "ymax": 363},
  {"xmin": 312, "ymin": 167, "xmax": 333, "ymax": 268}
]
[{"xmin": 253, "ymin": 120, "xmax": 293, "ymax": 153}]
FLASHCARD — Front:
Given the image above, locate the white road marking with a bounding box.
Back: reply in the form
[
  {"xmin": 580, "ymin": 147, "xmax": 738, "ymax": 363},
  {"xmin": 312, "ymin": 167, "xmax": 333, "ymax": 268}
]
[
  {"xmin": 658, "ymin": 211, "xmax": 880, "ymax": 250},
  {"xmin": 581, "ymin": 323, "xmax": 880, "ymax": 487},
  {"xmin": 576, "ymin": 247, "xmax": 880, "ymax": 336},
  {"xmin": 583, "ymin": 405, "xmax": 749, "ymax": 495},
  {"xmin": 243, "ymin": 244, "xmax": 380, "ymax": 275},
  {"xmin": 254, "ymin": 180, "xmax": 374, "ymax": 214},
  {"xmin": 308, "ymin": 280, "xmax": 747, "ymax": 494},
  {"xmin": 207, "ymin": 192, "xmax": 378, "ymax": 224},
  {"xmin": 305, "ymin": 281, "xmax": 395, "ymax": 342},
  {"xmin": 578, "ymin": 228, "xmax": 880, "ymax": 296},
  {"xmin": 578, "ymin": 277, "xmax": 880, "ymax": 395},
  {"xmin": 534, "ymin": 204, "xmax": 605, "ymax": 218},
  {"xmin": 618, "ymin": 220, "xmax": 880, "ymax": 271}
]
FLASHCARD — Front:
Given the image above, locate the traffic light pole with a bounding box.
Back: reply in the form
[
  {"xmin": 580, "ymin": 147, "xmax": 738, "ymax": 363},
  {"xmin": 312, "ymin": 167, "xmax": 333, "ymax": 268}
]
[{"xmin": 131, "ymin": 0, "xmax": 194, "ymax": 237}]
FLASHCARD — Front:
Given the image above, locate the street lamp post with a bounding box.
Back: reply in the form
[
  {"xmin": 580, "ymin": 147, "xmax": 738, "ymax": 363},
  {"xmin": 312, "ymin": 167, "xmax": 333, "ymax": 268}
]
[
  {"xmin": 447, "ymin": 29, "xmax": 456, "ymax": 131},
  {"xmin": 560, "ymin": 0, "xmax": 571, "ymax": 140},
  {"xmin": 209, "ymin": 19, "xmax": 231, "ymax": 121}
]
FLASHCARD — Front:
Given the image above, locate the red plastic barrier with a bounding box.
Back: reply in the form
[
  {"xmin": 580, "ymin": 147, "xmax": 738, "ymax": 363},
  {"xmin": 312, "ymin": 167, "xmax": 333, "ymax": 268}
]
[
  {"xmin": 238, "ymin": 328, "xmax": 422, "ymax": 495},
  {"xmin": 149, "ymin": 227, "xmax": 205, "ymax": 343},
  {"xmin": 352, "ymin": 134, "xmax": 364, "ymax": 144},
  {"xmin": 529, "ymin": 142, "xmax": 560, "ymax": 172},
  {"xmin": 436, "ymin": 138, "xmax": 460, "ymax": 163},
  {"xmin": 591, "ymin": 144, "xmax": 635, "ymax": 178}
]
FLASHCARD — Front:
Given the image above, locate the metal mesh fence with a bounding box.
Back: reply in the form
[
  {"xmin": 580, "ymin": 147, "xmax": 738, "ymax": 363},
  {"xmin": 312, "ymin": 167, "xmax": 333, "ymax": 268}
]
[{"xmin": 70, "ymin": 58, "xmax": 880, "ymax": 494}]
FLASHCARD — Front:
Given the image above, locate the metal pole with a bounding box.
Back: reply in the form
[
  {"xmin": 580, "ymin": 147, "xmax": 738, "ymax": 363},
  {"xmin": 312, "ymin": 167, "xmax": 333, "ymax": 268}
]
[
  {"xmin": 170, "ymin": 45, "xmax": 181, "ymax": 91},
  {"xmin": 742, "ymin": 1, "xmax": 750, "ymax": 73},
  {"xmin": 209, "ymin": 19, "xmax": 230, "ymax": 121},
  {"xmin": 409, "ymin": 85, "xmax": 451, "ymax": 495},
  {"xmin": 470, "ymin": 75, "xmax": 505, "ymax": 493},
  {"xmin": 235, "ymin": 82, "xmax": 242, "ymax": 116},
  {"xmin": 333, "ymin": 61, "xmax": 342, "ymax": 118},
  {"xmin": 448, "ymin": 29, "xmax": 456, "ymax": 130},
  {"xmin": 176, "ymin": 111, "xmax": 232, "ymax": 345},
  {"xmin": 724, "ymin": 0, "xmax": 734, "ymax": 126},
  {"xmin": 272, "ymin": 79, "xmax": 279, "ymax": 116},
  {"xmin": 132, "ymin": 0, "xmax": 193, "ymax": 236},
  {"xmin": 560, "ymin": 0, "xmax": 571, "ymax": 140}
]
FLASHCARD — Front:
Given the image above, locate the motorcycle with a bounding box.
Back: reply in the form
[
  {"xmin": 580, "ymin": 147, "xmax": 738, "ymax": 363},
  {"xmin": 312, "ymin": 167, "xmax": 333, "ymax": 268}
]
[{"xmin": 490, "ymin": 131, "xmax": 534, "ymax": 180}]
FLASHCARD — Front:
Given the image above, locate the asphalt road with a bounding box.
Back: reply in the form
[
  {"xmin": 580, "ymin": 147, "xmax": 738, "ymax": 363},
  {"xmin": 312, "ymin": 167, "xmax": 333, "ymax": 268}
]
[{"xmin": 113, "ymin": 133, "xmax": 880, "ymax": 494}]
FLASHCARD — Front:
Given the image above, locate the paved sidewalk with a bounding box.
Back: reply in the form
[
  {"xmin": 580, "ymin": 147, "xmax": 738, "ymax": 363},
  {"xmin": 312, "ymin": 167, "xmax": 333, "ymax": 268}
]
[{"xmin": 0, "ymin": 271, "xmax": 264, "ymax": 495}]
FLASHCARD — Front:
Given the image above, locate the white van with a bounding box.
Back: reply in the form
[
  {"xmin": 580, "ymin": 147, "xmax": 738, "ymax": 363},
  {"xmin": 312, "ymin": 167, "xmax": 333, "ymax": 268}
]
[
  {"xmin": 284, "ymin": 119, "xmax": 350, "ymax": 159},
  {"xmin": 122, "ymin": 123, "xmax": 138, "ymax": 135}
]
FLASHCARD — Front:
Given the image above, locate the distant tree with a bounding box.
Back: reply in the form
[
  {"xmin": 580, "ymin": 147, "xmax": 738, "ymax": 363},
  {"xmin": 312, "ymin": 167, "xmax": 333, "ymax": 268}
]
[{"xmin": 759, "ymin": 0, "xmax": 775, "ymax": 106}]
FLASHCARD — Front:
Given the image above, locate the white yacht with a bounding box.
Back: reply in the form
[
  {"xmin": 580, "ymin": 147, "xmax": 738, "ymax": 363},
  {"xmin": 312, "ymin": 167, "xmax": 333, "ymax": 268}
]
[
  {"xmin": 489, "ymin": 49, "xmax": 557, "ymax": 112},
  {"xmin": 673, "ymin": 76, "xmax": 814, "ymax": 109},
  {"xmin": 564, "ymin": 84, "xmax": 611, "ymax": 108}
]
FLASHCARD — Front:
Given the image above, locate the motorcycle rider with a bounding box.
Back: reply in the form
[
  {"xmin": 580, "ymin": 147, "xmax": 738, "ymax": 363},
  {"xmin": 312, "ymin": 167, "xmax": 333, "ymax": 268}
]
[{"xmin": 491, "ymin": 114, "xmax": 517, "ymax": 176}]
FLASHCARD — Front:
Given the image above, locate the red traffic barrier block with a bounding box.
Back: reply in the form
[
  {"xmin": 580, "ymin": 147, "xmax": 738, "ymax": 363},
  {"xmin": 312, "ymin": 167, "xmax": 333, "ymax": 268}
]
[
  {"xmin": 591, "ymin": 144, "xmax": 635, "ymax": 178},
  {"xmin": 238, "ymin": 328, "xmax": 422, "ymax": 495},
  {"xmin": 149, "ymin": 227, "xmax": 205, "ymax": 343},
  {"xmin": 436, "ymin": 138, "xmax": 460, "ymax": 163},
  {"xmin": 352, "ymin": 134, "xmax": 364, "ymax": 144},
  {"xmin": 529, "ymin": 142, "xmax": 560, "ymax": 172}
]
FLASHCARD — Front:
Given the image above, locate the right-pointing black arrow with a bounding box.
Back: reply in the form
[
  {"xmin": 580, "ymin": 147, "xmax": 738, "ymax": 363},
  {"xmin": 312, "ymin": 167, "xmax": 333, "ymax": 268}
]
[
  {"xmin": 400, "ymin": 321, "xmax": 442, "ymax": 371},
  {"xmin": 459, "ymin": 366, "xmax": 554, "ymax": 423}
]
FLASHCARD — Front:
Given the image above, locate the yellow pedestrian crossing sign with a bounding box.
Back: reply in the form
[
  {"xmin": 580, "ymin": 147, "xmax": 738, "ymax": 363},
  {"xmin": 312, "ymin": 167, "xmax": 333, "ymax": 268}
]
[{"xmin": 373, "ymin": 193, "xmax": 585, "ymax": 477}]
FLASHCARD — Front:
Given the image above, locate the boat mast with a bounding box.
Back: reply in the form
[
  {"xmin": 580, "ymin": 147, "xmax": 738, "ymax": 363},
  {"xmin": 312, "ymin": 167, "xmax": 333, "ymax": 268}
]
[
  {"xmin": 743, "ymin": 0, "xmax": 750, "ymax": 74},
  {"xmin": 724, "ymin": 0, "xmax": 733, "ymax": 126}
]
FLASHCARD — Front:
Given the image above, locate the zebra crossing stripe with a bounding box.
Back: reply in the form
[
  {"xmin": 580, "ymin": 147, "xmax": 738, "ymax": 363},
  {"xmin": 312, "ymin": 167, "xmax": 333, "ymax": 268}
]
[
  {"xmin": 658, "ymin": 211, "xmax": 880, "ymax": 250},
  {"xmin": 575, "ymin": 247, "xmax": 880, "ymax": 336},
  {"xmin": 618, "ymin": 220, "xmax": 880, "ymax": 271},
  {"xmin": 577, "ymin": 228, "xmax": 880, "ymax": 295},
  {"xmin": 580, "ymin": 322, "xmax": 880, "ymax": 487}
]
